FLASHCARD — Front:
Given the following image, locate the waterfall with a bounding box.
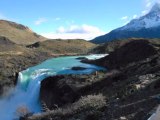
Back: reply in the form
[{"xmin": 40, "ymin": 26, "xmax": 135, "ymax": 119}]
[
  {"xmin": 0, "ymin": 70, "xmax": 49, "ymax": 120},
  {"xmin": 0, "ymin": 54, "xmax": 106, "ymax": 120},
  {"xmin": 0, "ymin": 71, "xmax": 29, "ymax": 120}
]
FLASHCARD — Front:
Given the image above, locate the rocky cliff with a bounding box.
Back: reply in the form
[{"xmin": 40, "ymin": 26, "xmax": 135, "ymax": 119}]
[{"xmin": 85, "ymin": 40, "xmax": 158, "ymax": 69}]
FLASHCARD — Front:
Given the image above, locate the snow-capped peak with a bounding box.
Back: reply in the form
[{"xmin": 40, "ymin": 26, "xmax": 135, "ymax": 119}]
[
  {"xmin": 118, "ymin": 3, "xmax": 160, "ymax": 31},
  {"xmin": 150, "ymin": 3, "xmax": 160, "ymax": 13}
]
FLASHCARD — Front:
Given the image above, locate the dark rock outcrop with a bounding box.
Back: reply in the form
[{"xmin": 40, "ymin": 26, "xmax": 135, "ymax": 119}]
[
  {"xmin": 26, "ymin": 42, "xmax": 40, "ymax": 48},
  {"xmin": 40, "ymin": 71, "xmax": 107, "ymax": 110},
  {"xmin": 76, "ymin": 57, "xmax": 88, "ymax": 60},
  {"xmin": 83, "ymin": 40, "xmax": 157, "ymax": 69},
  {"xmin": 40, "ymin": 75, "xmax": 80, "ymax": 109},
  {"xmin": 71, "ymin": 66, "xmax": 87, "ymax": 71}
]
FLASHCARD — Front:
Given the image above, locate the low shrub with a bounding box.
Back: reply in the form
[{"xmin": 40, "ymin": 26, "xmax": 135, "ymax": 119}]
[{"xmin": 27, "ymin": 94, "xmax": 106, "ymax": 120}]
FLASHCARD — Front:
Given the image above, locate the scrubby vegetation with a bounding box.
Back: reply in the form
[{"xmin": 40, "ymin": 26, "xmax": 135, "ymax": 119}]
[{"xmin": 27, "ymin": 94, "xmax": 106, "ymax": 120}]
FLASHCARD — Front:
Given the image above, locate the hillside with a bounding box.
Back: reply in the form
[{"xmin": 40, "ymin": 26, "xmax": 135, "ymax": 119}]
[
  {"xmin": 91, "ymin": 38, "xmax": 160, "ymax": 54},
  {"xmin": 91, "ymin": 3, "xmax": 160, "ymax": 44},
  {"xmin": 27, "ymin": 39, "xmax": 96, "ymax": 55},
  {"xmin": 85, "ymin": 39, "xmax": 159, "ymax": 68},
  {"xmin": 0, "ymin": 20, "xmax": 46, "ymax": 45}
]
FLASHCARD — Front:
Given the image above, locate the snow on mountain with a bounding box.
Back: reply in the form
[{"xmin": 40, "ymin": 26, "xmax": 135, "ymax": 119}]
[
  {"xmin": 119, "ymin": 3, "xmax": 160, "ymax": 30},
  {"xmin": 91, "ymin": 3, "xmax": 160, "ymax": 44}
]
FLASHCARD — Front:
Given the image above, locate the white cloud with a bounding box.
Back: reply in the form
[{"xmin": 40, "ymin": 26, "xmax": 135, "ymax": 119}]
[
  {"xmin": 41, "ymin": 33, "xmax": 103, "ymax": 40},
  {"xmin": 121, "ymin": 16, "xmax": 128, "ymax": 20},
  {"xmin": 144, "ymin": 0, "xmax": 160, "ymax": 8},
  {"xmin": 133, "ymin": 14, "xmax": 138, "ymax": 19},
  {"xmin": 145, "ymin": 0, "xmax": 152, "ymax": 8},
  {"xmin": 141, "ymin": 10, "xmax": 148, "ymax": 15},
  {"xmin": 120, "ymin": 16, "xmax": 130, "ymax": 25},
  {"xmin": 146, "ymin": 2, "xmax": 151, "ymax": 7},
  {"xmin": 120, "ymin": 0, "xmax": 159, "ymax": 26},
  {"xmin": 56, "ymin": 24, "xmax": 104, "ymax": 34},
  {"xmin": 57, "ymin": 26, "xmax": 65, "ymax": 33},
  {"xmin": 34, "ymin": 18, "xmax": 47, "ymax": 25},
  {"xmin": 123, "ymin": 20, "xmax": 130, "ymax": 25},
  {"xmin": 41, "ymin": 24, "xmax": 106, "ymax": 40},
  {"xmin": 141, "ymin": 0, "xmax": 160, "ymax": 16}
]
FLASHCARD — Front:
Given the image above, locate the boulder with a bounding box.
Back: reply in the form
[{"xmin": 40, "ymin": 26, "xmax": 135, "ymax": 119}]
[
  {"xmin": 71, "ymin": 66, "xmax": 87, "ymax": 71},
  {"xmin": 76, "ymin": 57, "xmax": 87, "ymax": 60},
  {"xmin": 40, "ymin": 75, "xmax": 80, "ymax": 109}
]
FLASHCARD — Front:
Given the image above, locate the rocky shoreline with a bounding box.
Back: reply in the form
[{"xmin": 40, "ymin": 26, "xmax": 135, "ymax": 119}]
[
  {"xmin": 0, "ymin": 49, "xmax": 88, "ymax": 96},
  {"xmin": 0, "ymin": 51, "xmax": 91, "ymax": 95}
]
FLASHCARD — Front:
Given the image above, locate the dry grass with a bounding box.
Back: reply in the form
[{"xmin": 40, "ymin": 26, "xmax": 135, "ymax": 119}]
[
  {"xmin": 0, "ymin": 20, "xmax": 46, "ymax": 45},
  {"xmin": 27, "ymin": 94, "xmax": 106, "ymax": 120},
  {"xmin": 0, "ymin": 51, "xmax": 23, "ymax": 55},
  {"xmin": 36, "ymin": 39, "xmax": 96, "ymax": 54}
]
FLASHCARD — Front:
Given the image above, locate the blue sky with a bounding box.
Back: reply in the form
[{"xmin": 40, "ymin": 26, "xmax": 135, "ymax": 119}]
[{"xmin": 0, "ymin": 0, "xmax": 159, "ymax": 40}]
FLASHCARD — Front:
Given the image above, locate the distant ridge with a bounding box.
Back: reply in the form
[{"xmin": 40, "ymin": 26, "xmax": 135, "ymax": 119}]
[
  {"xmin": 91, "ymin": 3, "xmax": 160, "ymax": 44},
  {"xmin": 0, "ymin": 20, "xmax": 46, "ymax": 45},
  {"xmin": 27, "ymin": 39, "xmax": 96, "ymax": 54}
]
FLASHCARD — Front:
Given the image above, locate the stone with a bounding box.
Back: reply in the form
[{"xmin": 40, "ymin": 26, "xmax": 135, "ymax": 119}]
[
  {"xmin": 71, "ymin": 66, "xmax": 87, "ymax": 71},
  {"xmin": 40, "ymin": 75, "xmax": 80, "ymax": 109}
]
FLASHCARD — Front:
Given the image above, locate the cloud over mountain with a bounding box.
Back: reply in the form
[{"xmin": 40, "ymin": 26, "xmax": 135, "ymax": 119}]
[
  {"xmin": 42, "ymin": 24, "xmax": 105, "ymax": 40},
  {"xmin": 35, "ymin": 18, "xmax": 47, "ymax": 25}
]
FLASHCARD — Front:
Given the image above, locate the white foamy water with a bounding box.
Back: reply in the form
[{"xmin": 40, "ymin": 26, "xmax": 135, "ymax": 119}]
[{"xmin": 0, "ymin": 54, "xmax": 106, "ymax": 120}]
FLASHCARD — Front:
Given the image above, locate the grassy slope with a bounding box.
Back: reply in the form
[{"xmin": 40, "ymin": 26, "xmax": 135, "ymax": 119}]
[
  {"xmin": 0, "ymin": 20, "xmax": 46, "ymax": 45},
  {"xmin": 31, "ymin": 39, "xmax": 96, "ymax": 55}
]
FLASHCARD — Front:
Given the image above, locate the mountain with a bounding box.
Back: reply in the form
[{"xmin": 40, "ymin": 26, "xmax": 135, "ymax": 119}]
[
  {"xmin": 0, "ymin": 20, "xmax": 46, "ymax": 45},
  {"xmin": 91, "ymin": 3, "xmax": 160, "ymax": 44}
]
